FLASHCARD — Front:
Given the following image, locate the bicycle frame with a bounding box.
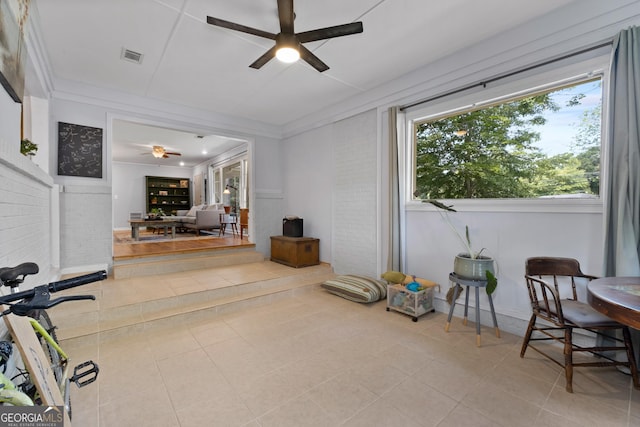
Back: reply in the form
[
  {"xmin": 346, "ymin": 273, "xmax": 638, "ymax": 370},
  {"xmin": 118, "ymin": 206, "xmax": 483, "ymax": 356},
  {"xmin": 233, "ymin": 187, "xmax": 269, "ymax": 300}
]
[
  {"xmin": 0, "ymin": 317, "xmax": 72, "ymax": 409},
  {"xmin": 29, "ymin": 318, "xmax": 68, "ymax": 360}
]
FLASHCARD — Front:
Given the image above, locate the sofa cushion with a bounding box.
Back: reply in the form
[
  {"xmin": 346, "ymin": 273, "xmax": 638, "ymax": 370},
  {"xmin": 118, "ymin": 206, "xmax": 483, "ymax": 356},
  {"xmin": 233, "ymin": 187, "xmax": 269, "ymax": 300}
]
[
  {"xmin": 180, "ymin": 216, "xmax": 197, "ymax": 225},
  {"xmin": 186, "ymin": 206, "xmax": 199, "ymax": 217},
  {"xmin": 321, "ymin": 275, "xmax": 387, "ymax": 303}
]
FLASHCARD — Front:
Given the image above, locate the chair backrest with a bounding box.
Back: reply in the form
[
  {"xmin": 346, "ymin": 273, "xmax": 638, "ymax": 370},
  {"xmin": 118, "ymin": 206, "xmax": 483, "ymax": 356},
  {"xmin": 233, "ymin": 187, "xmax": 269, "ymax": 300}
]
[
  {"xmin": 129, "ymin": 212, "xmax": 143, "ymax": 220},
  {"xmin": 240, "ymin": 208, "xmax": 248, "ymax": 226},
  {"xmin": 524, "ymin": 257, "xmax": 597, "ymax": 325},
  {"xmin": 525, "ymin": 257, "xmax": 584, "ymax": 277},
  {"xmin": 525, "ymin": 257, "xmax": 596, "ymax": 301}
]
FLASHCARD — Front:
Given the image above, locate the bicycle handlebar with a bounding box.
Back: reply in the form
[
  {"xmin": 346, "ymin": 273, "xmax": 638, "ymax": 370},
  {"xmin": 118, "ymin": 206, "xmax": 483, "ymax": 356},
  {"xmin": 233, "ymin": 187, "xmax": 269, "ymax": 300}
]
[{"xmin": 0, "ymin": 270, "xmax": 107, "ymax": 307}]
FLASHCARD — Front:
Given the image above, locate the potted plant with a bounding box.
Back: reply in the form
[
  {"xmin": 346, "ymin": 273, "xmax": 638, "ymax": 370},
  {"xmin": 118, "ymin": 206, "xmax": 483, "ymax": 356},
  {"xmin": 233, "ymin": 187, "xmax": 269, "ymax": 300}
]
[
  {"xmin": 148, "ymin": 208, "xmax": 165, "ymax": 219},
  {"xmin": 20, "ymin": 139, "xmax": 38, "ymax": 157},
  {"xmin": 418, "ymin": 196, "xmax": 498, "ymax": 297}
]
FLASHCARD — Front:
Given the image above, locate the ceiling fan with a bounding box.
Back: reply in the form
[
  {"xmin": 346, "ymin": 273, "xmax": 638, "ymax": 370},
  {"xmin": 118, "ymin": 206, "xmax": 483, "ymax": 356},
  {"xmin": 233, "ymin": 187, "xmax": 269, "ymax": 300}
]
[
  {"xmin": 206, "ymin": 0, "xmax": 363, "ymax": 72},
  {"xmin": 151, "ymin": 145, "xmax": 181, "ymax": 159}
]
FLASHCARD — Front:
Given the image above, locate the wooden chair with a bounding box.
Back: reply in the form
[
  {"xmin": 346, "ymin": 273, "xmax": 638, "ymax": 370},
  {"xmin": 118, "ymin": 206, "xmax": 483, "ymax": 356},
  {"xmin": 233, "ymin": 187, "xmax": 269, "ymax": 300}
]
[
  {"xmin": 521, "ymin": 257, "xmax": 639, "ymax": 392},
  {"xmin": 218, "ymin": 213, "xmax": 238, "ymax": 236},
  {"xmin": 239, "ymin": 208, "xmax": 248, "ymax": 239}
]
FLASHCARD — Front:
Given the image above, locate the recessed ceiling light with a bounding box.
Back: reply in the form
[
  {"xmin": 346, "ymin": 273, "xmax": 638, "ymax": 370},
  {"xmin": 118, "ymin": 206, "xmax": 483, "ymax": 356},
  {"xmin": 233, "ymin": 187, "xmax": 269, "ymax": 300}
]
[
  {"xmin": 179, "ymin": 161, "xmax": 184, "ymax": 166},
  {"xmin": 202, "ymin": 150, "xmax": 207, "ymax": 155}
]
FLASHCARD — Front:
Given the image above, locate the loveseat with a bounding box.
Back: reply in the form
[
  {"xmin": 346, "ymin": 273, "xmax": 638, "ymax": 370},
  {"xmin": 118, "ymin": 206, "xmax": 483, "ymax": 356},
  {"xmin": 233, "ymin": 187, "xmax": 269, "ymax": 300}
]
[{"xmin": 167, "ymin": 204, "xmax": 226, "ymax": 235}]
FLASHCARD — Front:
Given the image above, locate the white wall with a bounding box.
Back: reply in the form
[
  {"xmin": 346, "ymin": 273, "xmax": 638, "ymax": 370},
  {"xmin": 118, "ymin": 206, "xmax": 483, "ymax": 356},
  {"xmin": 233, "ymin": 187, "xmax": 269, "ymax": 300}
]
[
  {"xmin": 253, "ymin": 136, "xmax": 285, "ymax": 256},
  {"xmin": 404, "ymin": 208, "xmax": 603, "ymax": 334},
  {"xmin": 332, "ymin": 110, "xmax": 378, "ymax": 275},
  {"xmin": 0, "ymin": 85, "xmax": 56, "ymax": 284},
  {"xmin": 281, "ymin": 109, "xmax": 378, "ymax": 273},
  {"xmin": 282, "ymin": 124, "xmax": 333, "ymax": 264}
]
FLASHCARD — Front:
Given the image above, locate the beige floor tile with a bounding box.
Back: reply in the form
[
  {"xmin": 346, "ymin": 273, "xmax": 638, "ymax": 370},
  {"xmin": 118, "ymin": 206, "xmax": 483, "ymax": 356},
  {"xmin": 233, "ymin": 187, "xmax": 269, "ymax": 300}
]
[
  {"xmin": 99, "ymin": 385, "xmax": 179, "ymax": 427},
  {"xmin": 55, "ymin": 264, "xmax": 635, "ymax": 426},
  {"xmin": 461, "ymin": 381, "xmax": 542, "ymax": 427},
  {"xmin": 342, "ymin": 399, "xmax": 424, "ymax": 427},
  {"xmin": 383, "ymin": 377, "xmax": 458, "ymax": 427},
  {"xmin": 543, "ymin": 384, "xmax": 630, "ymax": 426},
  {"xmin": 258, "ymin": 395, "xmax": 335, "ymax": 427},
  {"xmin": 306, "ymin": 372, "xmax": 379, "ymax": 423},
  {"xmin": 437, "ymin": 403, "xmax": 505, "ymax": 427}
]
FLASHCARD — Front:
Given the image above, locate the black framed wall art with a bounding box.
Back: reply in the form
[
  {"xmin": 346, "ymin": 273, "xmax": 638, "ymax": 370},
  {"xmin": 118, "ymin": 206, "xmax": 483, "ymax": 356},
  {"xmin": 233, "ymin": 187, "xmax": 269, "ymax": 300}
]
[{"xmin": 57, "ymin": 122, "xmax": 103, "ymax": 178}]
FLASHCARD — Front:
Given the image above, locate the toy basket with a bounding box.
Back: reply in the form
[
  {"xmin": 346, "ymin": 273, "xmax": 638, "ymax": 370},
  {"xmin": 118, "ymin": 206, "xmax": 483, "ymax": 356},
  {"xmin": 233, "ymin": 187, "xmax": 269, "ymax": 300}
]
[{"xmin": 386, "ymin": 283, "xmax": 435, "ymax": 322}]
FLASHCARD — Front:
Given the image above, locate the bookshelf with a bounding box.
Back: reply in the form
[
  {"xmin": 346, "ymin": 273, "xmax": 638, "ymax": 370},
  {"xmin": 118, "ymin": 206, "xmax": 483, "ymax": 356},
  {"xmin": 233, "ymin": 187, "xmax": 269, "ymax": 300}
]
[{"xmin": 145, "ymin": 176, "xmax": 191, "ymax": 215}]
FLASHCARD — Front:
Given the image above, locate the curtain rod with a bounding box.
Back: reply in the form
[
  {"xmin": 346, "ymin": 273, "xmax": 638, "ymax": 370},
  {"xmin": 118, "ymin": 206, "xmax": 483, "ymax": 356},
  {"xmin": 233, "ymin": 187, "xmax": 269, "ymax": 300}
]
[{"xmin": 400, "ymin": 39, "xmax": 614, "ymax": 111}]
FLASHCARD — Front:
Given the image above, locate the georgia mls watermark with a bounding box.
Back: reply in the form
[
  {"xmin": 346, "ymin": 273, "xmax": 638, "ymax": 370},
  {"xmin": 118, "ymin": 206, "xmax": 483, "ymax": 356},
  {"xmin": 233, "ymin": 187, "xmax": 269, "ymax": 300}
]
[{"xmin": 0, "ymin": 406, "xmax": 64, "ymax": 427}]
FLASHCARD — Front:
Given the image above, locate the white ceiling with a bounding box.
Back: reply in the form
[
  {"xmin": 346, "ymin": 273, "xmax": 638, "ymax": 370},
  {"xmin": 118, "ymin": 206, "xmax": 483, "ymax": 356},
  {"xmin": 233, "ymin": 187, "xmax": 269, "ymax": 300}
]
[{"xmin": 30, "ymin": 0, "xmax": 577, "ymax": 167}]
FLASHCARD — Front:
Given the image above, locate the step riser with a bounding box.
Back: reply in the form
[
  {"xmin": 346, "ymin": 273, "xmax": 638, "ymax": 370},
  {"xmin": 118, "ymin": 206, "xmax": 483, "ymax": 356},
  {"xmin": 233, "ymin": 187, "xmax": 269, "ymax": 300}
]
[
  {"xmin": 60, "ymin": 284, "xmax": 321, "ymax": 348},
  {"xmin": 113, "ymin": 250, "xmax": 265, "ymax": 279},
  {"xmin": 55, "ymin": 267, "xmax": 335, "ymax": 341}
]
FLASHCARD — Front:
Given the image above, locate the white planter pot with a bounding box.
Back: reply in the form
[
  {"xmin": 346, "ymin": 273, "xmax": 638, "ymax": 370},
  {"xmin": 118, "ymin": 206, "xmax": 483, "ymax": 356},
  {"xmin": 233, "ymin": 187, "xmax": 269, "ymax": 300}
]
[{"xmin": 453, "ymin": 253, "xmax": 495, "ymax": 280}]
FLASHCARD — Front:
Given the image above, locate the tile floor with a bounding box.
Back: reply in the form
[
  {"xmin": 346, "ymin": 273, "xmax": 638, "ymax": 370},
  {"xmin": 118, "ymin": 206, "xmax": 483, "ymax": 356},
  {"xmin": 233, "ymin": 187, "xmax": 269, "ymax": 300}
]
[{"xmin": 58, "ymin": 264, "xmax": 640, "ymax": 427}]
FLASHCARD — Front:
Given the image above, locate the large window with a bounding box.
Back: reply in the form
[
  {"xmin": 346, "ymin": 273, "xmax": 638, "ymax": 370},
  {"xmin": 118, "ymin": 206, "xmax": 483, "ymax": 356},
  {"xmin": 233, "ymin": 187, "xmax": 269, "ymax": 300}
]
[
  {"xmin": 208, "ymin": 155, "xmax": 249, "ymax": 213},
  {"xmin": 411, "ymin": 76, "xmax": 603, "ymax": 201}
]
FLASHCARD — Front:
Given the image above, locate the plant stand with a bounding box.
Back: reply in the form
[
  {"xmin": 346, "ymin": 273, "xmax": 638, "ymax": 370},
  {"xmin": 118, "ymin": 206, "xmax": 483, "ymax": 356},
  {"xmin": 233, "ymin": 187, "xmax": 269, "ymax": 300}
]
[{"xmin": 445, "ymin": 273, "xmax": 500, "ymax": 346}]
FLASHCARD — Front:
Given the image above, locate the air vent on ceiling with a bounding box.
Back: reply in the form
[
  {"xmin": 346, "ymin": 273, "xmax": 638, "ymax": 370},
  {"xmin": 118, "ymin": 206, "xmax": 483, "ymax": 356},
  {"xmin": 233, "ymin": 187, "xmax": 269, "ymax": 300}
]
[{"xmin": 121, "ymin": 48, "xmax": 144, "ymax": 64}]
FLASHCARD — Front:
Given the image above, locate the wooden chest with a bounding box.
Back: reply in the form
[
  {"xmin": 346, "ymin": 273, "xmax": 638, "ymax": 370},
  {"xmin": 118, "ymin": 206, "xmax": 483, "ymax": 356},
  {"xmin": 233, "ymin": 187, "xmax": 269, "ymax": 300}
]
[{"xmin": 270, "ymin": 236, "xmax": 319, "ymax": 268}]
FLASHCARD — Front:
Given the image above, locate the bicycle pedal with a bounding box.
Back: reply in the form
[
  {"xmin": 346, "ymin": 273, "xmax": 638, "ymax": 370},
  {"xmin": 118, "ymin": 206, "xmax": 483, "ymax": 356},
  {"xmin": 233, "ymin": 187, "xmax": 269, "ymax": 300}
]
[{"xmin": 71, "ymin": 360, "xmax": 99, "ymax": 387}]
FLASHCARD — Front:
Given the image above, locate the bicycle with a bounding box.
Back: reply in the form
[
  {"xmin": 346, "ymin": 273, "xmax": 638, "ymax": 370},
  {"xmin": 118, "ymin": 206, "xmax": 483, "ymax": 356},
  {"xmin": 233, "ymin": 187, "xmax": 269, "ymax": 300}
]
[{"xmin": 0, "ymin": 263, "xmax": 107, "ymax": 418}]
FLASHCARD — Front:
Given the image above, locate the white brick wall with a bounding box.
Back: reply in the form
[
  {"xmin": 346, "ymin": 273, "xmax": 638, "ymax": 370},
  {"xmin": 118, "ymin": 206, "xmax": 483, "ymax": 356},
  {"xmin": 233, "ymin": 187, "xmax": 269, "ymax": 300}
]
[
  {"xmin": 332, "ymin": 110, "xmax": 378, "ymax": 275},
  {"xmin": 0, "ymin": 160, "xmax": 54, "ymax": 286}
]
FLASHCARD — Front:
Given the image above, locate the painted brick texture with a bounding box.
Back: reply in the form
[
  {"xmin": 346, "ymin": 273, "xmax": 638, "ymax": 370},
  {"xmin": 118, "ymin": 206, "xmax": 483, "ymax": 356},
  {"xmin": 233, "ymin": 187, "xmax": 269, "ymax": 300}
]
[
  {"xmin": 332, "ymin": 110, "xmax": 378, "ymax": 276},
  {"xmin": 0, "ymin": 164, "xmax": 52, "ymax": 284}
]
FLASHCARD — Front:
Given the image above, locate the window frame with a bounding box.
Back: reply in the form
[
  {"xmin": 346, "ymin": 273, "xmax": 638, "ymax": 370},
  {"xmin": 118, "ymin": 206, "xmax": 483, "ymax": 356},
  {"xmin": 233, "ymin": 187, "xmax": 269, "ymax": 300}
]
[{"xmin": 403, "ymin": 51, "xmax": 611, "ymax": 214}]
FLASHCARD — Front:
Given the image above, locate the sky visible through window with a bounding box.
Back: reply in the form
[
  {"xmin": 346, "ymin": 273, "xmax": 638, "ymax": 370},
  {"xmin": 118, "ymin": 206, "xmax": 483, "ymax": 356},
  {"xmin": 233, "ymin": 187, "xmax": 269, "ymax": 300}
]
[{"xmin": 536, "ymin": 80, "xmax": 602, "ymax": 156}]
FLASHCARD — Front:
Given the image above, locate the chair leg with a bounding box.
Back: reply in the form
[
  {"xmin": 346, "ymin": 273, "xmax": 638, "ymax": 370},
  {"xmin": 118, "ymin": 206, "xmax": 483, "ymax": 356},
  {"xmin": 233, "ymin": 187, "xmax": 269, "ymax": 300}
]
[
  {"xmin": 564, "ymin": 327, "xmax": 574, "ymax": 393},
  {"xmin": 520, "ymin": 315, "xmax": 536, "ymax": 358},
  {"xmin": 622, "ymin": 326, "xmax": 640, "ymax": 389}
]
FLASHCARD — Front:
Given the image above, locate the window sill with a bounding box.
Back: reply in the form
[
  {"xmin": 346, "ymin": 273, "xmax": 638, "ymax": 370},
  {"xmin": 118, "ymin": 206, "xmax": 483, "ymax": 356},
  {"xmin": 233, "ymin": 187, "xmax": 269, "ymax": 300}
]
[{"xmin": 406, "ymin": 198, "xmax": 602, "ymax": 214}]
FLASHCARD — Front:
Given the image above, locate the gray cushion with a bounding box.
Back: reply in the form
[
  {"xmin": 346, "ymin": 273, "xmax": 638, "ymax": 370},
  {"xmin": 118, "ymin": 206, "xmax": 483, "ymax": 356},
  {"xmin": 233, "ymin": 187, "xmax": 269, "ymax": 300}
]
[{"xmin": 561, "ymin": 300, "xmax": 621, "ymax": 328}]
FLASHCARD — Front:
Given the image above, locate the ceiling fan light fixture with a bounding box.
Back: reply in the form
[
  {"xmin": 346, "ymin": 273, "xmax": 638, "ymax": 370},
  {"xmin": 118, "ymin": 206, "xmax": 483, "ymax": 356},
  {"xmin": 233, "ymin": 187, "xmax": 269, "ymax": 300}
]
[
  {"xmin": 152, "ymin": 145, "xmax": 165, "ymax": 158},
  {"xmin": 276, "ymin": 46, "xmax": 299, "ymax": 63},
  {"xmin": 275, "ymin": 33, "xmax": 300, "ymax": 63}
]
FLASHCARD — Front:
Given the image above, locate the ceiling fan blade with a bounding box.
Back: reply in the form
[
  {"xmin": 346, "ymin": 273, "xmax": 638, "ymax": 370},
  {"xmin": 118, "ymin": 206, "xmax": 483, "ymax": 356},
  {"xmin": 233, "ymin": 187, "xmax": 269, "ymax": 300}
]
[
  {"xmin": 297, "ymin": 22, "xmax": 363, "ymax": 44},
  {"xmin": 165, "ymin": 152, "xmax": 181, "ymax": 156},
  {"xmin": 298, "ymin": 44, "xmax": 329, "ymax": 72},
  {"xmin": 249, "ymin": 46, "xmax": 277, "ymax": 69},
  {"xmin": 206, "ymin": 16, "xmax": 276, "ymax": 40},
  {"xmin": 277, "ymin": 0, "xmax": 295, "ymax": 34}
]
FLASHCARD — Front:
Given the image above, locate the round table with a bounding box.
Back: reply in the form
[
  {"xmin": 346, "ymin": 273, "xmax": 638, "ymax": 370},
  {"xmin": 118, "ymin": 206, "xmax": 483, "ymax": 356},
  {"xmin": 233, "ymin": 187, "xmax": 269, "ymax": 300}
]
[{"xmin": 587, "ymin": 277, "xmax": 640, "ymax": 329}]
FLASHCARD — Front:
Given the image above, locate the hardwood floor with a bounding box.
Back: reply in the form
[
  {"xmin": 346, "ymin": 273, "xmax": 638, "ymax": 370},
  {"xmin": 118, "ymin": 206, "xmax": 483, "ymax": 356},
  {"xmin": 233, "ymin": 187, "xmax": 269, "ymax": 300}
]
[{"xmin": 113, "ymin": 229, "xmax": 255, "ymax": 260}]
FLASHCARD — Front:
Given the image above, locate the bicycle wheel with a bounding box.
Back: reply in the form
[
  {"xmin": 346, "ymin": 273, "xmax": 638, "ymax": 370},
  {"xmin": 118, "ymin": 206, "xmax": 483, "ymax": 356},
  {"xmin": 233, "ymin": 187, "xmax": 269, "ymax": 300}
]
[{"xmin": 30, "ymin": 310, "xmax": 64, "ymax": 384}]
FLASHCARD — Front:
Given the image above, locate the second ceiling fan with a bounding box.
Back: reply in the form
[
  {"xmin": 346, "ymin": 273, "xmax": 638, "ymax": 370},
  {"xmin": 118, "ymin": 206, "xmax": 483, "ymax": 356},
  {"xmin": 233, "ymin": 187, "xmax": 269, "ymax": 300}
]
[
  {"xmin": 152, "ymin": 145, "xmax": 181, "ymax": 159},
  {"xmin": 206, "ymin": 0, "xmax": 363, "ymax": 72}
]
